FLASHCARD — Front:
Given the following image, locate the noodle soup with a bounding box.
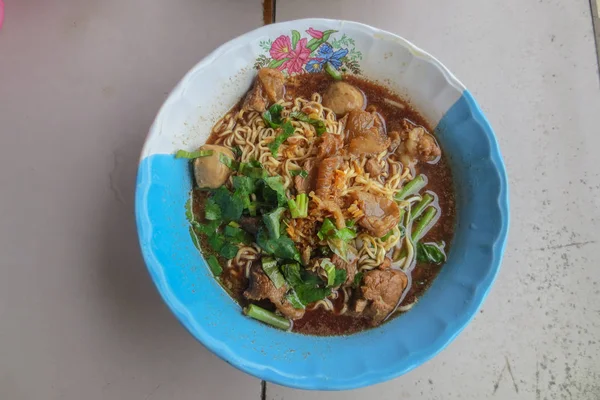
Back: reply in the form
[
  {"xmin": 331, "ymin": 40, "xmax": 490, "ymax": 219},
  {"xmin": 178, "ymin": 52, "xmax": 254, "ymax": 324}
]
[{"xmin": 180, "ymin": 69, "xmax": 455, "ymax": 336}]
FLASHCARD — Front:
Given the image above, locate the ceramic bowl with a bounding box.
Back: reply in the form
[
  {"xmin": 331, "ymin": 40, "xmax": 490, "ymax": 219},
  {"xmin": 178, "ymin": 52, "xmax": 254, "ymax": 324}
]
[{"xmin": 135, "ymin": 18, "xmax": 509, "ymax": 390}]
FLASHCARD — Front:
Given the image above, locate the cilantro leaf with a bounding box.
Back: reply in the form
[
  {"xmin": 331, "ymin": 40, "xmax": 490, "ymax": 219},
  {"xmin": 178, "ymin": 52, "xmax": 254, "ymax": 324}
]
[
  {"xmin": 262, "ymin": 104, "xmax": 284, "ymax": 128},
  {"xmin": 289, "ymin": 111, "xmax": 326, "ymax": 136},
  {"xmin": 416, "ymin": 242, "xmax": 446, "ymax": 264},
  {"xmin": 256, "ymin": 228, "xmax": 301, "ymax": 263},
  {"xmin": 333, "ymin": 269, "xmax": 347, "ymax": 287},
  {"xmin": 212, "ymin": 187, "xmax": 244, "ymax": 221},
  {"xmin": 260, "ymin": 176, "xmax": 287, "ymax": 207},
  {"xmin": 204, "ymin": 197, "xmax": 221, "ymax": 221},
  {"xmin": 268, "ymin": 121, "xmax": 295, "ymax": 156}
]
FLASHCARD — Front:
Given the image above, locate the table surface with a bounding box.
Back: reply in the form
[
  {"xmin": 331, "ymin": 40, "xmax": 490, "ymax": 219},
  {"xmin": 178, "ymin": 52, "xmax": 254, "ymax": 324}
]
[{"xmin": 1, "ymin": 1, "xmax": 599, "ymax": 399}]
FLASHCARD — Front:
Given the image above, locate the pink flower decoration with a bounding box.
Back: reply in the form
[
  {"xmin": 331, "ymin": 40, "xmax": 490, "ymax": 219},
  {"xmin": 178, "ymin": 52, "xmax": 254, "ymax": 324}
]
[
  {"xmin": 306, "ymin": 28, "xmax": 323, "ymax": 39},
  {"xmin": 280, "ymin": 38, "xmax": 311, "ymax": 74},
  {"xmin": 270, "ymin": 35, "xmax": 293, "ymax": 60},
  {"xmin": 0, "ymin": 0, "xmax": 4, "ymax": 30}
]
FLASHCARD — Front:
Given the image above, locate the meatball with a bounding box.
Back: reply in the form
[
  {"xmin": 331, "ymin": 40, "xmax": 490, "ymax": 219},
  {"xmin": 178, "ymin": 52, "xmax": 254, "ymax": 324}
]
[
  {"xmin": 193, "ymin": 144, "xmax": 235, "ymax": 189},
  {"xmin": 322, "ymin": 82, "xmax": 365, "ymax": 117}
]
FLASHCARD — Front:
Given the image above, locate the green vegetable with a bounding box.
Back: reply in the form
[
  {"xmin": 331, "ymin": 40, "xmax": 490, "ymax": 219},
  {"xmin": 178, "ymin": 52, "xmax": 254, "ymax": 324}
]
[
  {"xmin": 232, "ymin": 175, "xmax": 257, "ymax": 195},
  {"xmin": 204, "ymin": 197, "xmax": 221, "ymax": 221},
  {"xmin": 333, "ymin": 269, "xmax": 347, "ymax": 287},
  {"xmin": 261, "ymin": 257, "xmax": 286, "ymax": 289},
  {"xmin": 416, "ymin": 242, "xmax": 446, "ymax": 264},
  {"xmin": 232, "ymin": 146, "xmax": 242, "ymax": 157},
  {"xmin": 223, "ymin": 224, "xmax": 252, "ymax": 244},
  {"xmin": 268, "ymin": 121, "xmax": 295, "ymax": 156},
  {"xmin": 289, "ymin": 111, "xmax": 327, "ymax": 136},
  {"xmin": 318, "ymin": 245, "xmax": 333, "ymax": 257},
  {"xmin": 324, "ymin": 62, "xmax": 342, "ymax": 81},
  {"xmin": 411, "ymin": 206, "xmax": 438, "ymax": 241},
  {"xmin": 288, "ymin": 193, "xmax": 308, "ymax": 218},
  {"xmin": 260, "ymin": 176, "xmax": 287, "ymax": 207},
  {"xmin": 381, "ymin": 230, "xmax": 393, "ymax": 241},
  {"xmin": 244, "ymin": 304, "xmax": 290, "ymax": 330},
  {"xmin": 294, "ymin": 282, "xmax": 331, "ymax": 305},
  {"xmin": 189, "ymin": 226, "xmax": 200, "ymax": 250},
  {"xmin": 352, "ymin": 271, "xmax": 364, "ymax": 288},
  {"xmin": 410, "ymin": 193, "xmax": 434, "ymax": 220},
  {"xmin": 280, "ymin": 263, "xmax": 303, "ymax": 287},
  {"xmin": 256, "ymin": 228, "xmax": 302, "ymax": 263},
  {"xmin": 212, "ymin": 187, "xmax": 244, "ymax": 221},
  {"xmin": 195, "ymin": 220, "xmax": 220, "ymax": 236},
  {"xmin": 262, "ymin": 104, "xmax": 285, "ymax": 128},
  {"xmin": 318, "ymin": 218, "xmax": 356, "ymax": 241},
  {"xmin": 321, "ymin": 259, "xmax": 337, "ymax": 286},
  {"xmin": 207, "ymin": 255, "xmax": 223, "ymax": 276},
  {"xmin": 327, "ymin": 237, "xmax": 356, "ymax": 262},
  {"xmin": 280, "ymin": 263, "xmax": 332, "ymax": 306},
  {"xmin": 219, "ymin": 153, "xmax": 239, "ymax": 170},
  {"xmin": 239, "ymin": 162, "xmax": 267, "ymax": 179},
  {"xmin": 285, "ymin": 290, "xmax": 305, "ymax": 309},
  {"xmin": 263, "ymin": 207, "xmax": 286, "ymax": 240},
  {"xmin": 175, "ymin": 149, "xmax": 213, "ymax": 159},
  {"xmin": 219, "ymin": 242, "xmax": 239, "ymax": 259},
  {"xmin": 395, "ymin": 175, "xmax": 427, "ymax": 201},
  {"xmin": 317, "ymin": 218, "xmax": 337, "ymax": 240},
  {"xmin": 289, "ymin": 169, "xmax": 308, "ymax": 178}
]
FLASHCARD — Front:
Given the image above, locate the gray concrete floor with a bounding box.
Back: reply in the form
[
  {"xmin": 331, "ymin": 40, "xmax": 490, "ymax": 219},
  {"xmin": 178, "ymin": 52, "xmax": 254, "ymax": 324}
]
[{"xmin": 0, "ymin": 0, "xmax": 599, "ymax": 399}]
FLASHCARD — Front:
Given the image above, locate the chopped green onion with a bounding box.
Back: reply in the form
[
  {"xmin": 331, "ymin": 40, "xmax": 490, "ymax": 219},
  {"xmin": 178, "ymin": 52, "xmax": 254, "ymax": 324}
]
[
  {"xmin": 288, "ymin": 193, "xmax": 308, "ymax": 218},
  {"xmin": 324, "ymin": 62, "xmax": 342, "ymax": 81},
  {"xmin": 175, "ymin": 149, "xmax": 213, "ymax": 159},
  {"xmin": 411, "ymin": 206, "xmax": 438, "ymax": 241},
  {"xmin": 268, "ymin": 121, "xmax": 295, "ymax": 156},
  {"xmin": 207, "ymin": 255, "xmax": 223, "ymax": 276},
  {"xmin": 321, "ymin": 259, "xmax": 336, "ymax": 286},
  {"xmin": 381, "ymin": 230, "xmax": 393, "ymax": 241},
  {"xmin": 410, "ymin": 193, "xmax": 434, "ymax": 220},
  {"xmin": 289, "ymin": 169, "xmax": 309, "ymax": 178},
  {"xmin": 395, "ymin": 175, "xmax": 427, "ymax": 201},
  {"xmin": 289, "ymin": 111, "xmax": 327, "ymax": 136},
  {"xmin": 261, "ymin": 257, "xmax": 286, "ymax": 289},
  {"xmin": 244, "ymin": 304, "xmax": 291, "ymax": 330}
]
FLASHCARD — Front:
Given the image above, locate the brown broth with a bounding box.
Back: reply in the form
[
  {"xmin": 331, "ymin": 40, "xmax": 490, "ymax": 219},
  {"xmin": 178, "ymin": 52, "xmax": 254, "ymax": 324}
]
[{"xmin": 193, "ymin": 72, "xmax": 455, "ymax": 336}]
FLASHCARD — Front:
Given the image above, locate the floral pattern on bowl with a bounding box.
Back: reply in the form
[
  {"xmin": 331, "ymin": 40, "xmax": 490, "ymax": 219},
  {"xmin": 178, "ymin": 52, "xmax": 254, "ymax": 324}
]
[{"xmin": 254, "ymin": 27, "xmax": 363, "ymax": 75}]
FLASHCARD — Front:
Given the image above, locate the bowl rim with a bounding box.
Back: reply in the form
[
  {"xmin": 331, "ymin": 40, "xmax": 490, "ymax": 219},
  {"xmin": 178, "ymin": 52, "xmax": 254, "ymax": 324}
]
[{"xmin": 135, "ymin": 18, "xmax": 509, "ymax": 390}]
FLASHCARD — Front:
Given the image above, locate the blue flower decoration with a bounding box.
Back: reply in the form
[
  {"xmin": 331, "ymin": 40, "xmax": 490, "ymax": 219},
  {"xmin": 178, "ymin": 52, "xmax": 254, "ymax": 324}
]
[
  {"xmin": 305, "ymin": 43, "xmax": 349, "ymax": 73},
  {"xmin": 306, "ymin": 59, "xmax": 324, "ymax": 72},
  {"xmin": 317, "ymin": 44, "xmax": 348, "ymax": 69}
]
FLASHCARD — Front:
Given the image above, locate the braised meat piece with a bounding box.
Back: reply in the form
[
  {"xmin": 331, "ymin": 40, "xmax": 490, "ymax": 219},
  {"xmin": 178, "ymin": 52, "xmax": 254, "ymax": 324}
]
[
  {"xmin": 243, "ymin": 68, "xmax": 285, "ymax": 112},
  {"xmin": 349, "ymin": 191, "xmax": 401, "ymax": 238},
  {"xmin": 365, "ymin": 158, "xmax": 382, "ymax": 177},
  {"xmin": 395, "ymin": 121, "xmax": 441, "ymax": 164},
  {"xmin": 315, "ymin": 156, "xmax": 342, "ymax": 199},
  {"xmin": 359, "ymin": 269, "xmax": 408, "ymax": 324},
  {"xmin": 345, "ymin": 110, "xmax": 391, "ymax": 156},
  {"xmin": 244, "ymin": 264, "xmax": 304, "ymax": 320},
  {"xmin": 293, "ymin": 158, "xmax": 318, "ymax": 194}
]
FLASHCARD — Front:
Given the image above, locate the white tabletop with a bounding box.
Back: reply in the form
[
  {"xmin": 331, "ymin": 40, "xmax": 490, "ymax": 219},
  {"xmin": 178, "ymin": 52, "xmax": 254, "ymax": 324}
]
[{"xmin": 1, "ymin": 1, "xmax": 599, "ymax": 399}]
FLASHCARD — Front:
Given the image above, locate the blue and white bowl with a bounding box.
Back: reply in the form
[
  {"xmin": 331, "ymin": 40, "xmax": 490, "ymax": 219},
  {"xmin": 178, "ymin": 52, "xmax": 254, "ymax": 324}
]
[{"xmin": 135, "ymin": 19, "xmax": 509, "ymax": 390}]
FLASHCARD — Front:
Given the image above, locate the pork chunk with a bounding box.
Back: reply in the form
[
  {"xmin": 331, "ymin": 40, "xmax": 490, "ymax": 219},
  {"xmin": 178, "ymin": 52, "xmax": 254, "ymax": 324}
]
[
  {"xmin": 359, "ymin": 269, "xmax": 408, "ymax": 324},
  {"xmin": 345, "ymin": 110, "xmax": 391, "ymax": 156},
  {"xmin": 243, "ymin": 68, "xmax": 286, "ymax": 112},
  {"xmin": 244, "ymin": 263, "xmax": 304, "ymax": 320},
  {"xmin": 350, "ymin": 191, "xmax": 401, "ymax": 238}
]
